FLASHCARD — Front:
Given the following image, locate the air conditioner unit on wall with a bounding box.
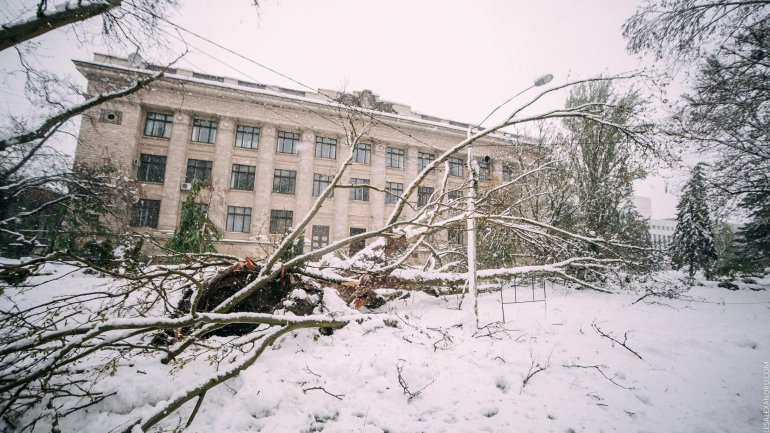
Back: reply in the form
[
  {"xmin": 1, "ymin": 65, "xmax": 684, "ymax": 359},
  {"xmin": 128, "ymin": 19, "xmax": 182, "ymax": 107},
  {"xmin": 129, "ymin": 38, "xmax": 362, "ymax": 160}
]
[{"xmin": 180, "ymin": 183, "xmax": 192, "ymax": 191}]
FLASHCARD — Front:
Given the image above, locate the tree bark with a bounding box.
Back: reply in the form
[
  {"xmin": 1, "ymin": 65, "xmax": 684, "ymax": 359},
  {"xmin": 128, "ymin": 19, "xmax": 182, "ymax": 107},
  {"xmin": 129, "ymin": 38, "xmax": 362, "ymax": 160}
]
[{"xmin": 0, "ymin": 0, "xmax": 122, "ymax": 52}]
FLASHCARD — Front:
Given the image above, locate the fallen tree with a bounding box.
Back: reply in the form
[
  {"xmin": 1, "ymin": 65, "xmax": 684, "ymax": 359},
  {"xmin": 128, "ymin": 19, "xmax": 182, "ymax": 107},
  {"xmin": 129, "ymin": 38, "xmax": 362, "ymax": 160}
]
[{"xmin": 0, "ymin": 73, "xmax": 658, "ymax": 432}]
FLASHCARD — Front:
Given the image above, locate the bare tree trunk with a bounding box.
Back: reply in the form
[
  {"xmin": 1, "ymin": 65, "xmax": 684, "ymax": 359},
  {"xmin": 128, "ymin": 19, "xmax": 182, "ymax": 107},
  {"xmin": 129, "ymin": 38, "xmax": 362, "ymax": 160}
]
[{"xmin": 0, "ymin": 0, "xmax": 122, "ymax": 52}]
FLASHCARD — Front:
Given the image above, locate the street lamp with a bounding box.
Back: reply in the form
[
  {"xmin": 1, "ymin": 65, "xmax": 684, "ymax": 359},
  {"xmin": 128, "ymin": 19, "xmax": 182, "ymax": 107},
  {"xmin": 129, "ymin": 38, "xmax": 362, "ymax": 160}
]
[
  {"xmin": 476, "ymin": 73, "xmax": 554, "ymax": 129},
  {"xmin": 465, "ymin": 73, "xmax": 553, "ymax": 327}
]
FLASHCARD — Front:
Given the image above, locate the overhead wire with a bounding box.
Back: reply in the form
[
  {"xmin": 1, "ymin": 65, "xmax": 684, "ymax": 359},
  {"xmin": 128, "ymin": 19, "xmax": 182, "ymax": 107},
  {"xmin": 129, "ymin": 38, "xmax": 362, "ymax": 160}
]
[
  {"xmin": 139, "ymin": 20, "xmax": 348, "ymax": 134},
  {"xmin": 124, "ymin": 0, "xmax": 460, "ymax": 153}
]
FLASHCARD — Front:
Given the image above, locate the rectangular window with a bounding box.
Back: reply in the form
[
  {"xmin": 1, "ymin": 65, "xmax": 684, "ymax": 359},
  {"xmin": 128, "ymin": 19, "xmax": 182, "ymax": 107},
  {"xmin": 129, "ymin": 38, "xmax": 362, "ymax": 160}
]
[
  {"xmin": 192, "ymin": 72, "xmax": 224, "ymax": 82},
  {"xmin": 385, "ymin": 181, "xmax": 404, "ymax": 204},
  {"xmin": 350, "ymin": 178, "xmax": 370, "ymax": 201},
  {"xmin": 277, "ymin": 131, "xmax": 299, "ymax": 154},
  {"xmin": 386, "ymin": 147, "xmax": 405, "ymax": 169},
  {"xmin": 269, "ymin": 209, "xmax": 294, "ymax": 234},
  {"xmin": 196, "ymin": 203, "xmax": 209, "ymax": 215},
  {"xmin": 226, "ymin": 206, "xmax": 252, "ymax": 232},
  {"xmin": 448, "ymin": 189, "xmax": 463, "ymax": 201},
  {"xmin": 137, "ymin": 153, "xmax": 167, "ymax": 183},
  {"xmin": 230, "ymin": 164, "xmax": 256, "ymax": 190},
  {"xmin": 185, "ymin": 159, "xmax": 213, "ymax": 183},
  {"xmin": 130, "ymin": 199, "xmax": 160, "ymax": 228},
  {"xmin": 273, "ymin": 169, "xmax": 297, "ymax": 194},
  {"xmin": 311, "ymin": 225, "xmax": 330, "ymax": 251},
  {"xmin": 417, "ymin": 186, "xmax": 434, "ymax": 207},
  {"xmin": 478, "ymin": 160, "xmax": 491, "ymax": 181},
  {"xmin": 448, "ymin": 227, "xmax": 464, "ymax": 246},
  {"xmin": 418, "ymin": 152, "xmax": 435, "ymax": 172},
  {"xmin": 353, "ymin": 143, "xmax": 371, "ymax": 164},
  {"xmin": 312, "ymin": 173, "xmax": 334, "ymax": 198},
  {"xmin": 191, "ymin": 119, "xmax": 218, "ymax": 144},
  {"xmin": 349, "ymin": 227, "xmax": 366, "ymax": 255},
  {"xmin": 143, "ymin": 112, "xmax": 173, "ymax": 138},
  {"xmin": 448, "ymin": 157, "xmax": 464, "ymax": 177},
  {"xmin": 235, "ymin": 125, "xmax": 260, "ymax": 149},
  {"xmin": 502, "ymin": 164, "xmax": 513, "ymax": 182},
  {"xmin": 315, "ymin": 136, "xmax": 337, "ymax": 159}
]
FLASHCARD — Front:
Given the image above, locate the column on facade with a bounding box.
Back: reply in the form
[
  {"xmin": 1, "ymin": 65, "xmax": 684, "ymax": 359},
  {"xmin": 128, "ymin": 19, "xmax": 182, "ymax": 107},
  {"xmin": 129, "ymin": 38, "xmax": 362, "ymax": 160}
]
[
  {"xmin": 293, "ymin": 131, "xmax": 316, "ymax": 245},
  {"xmin": 254, "ymin": 126, "xmax": 277, "ymax": 238},
  {"xmin": 208, "ymin": 118, "xmax": 235, "ymax": 230},
  {"xmin": 370, "ymin": 143, "xmax": 387, "ymax": 229},
  {"xmin": 332, "ymin": 157, "xmax": 351, "ymax": 244},
  {"xmin": 404, "ymin": 144, "xmax": 419, "ymax": 221},
  {"xmin": 157, "ymin": 112, "xmax": 190, "ymax": 232}
]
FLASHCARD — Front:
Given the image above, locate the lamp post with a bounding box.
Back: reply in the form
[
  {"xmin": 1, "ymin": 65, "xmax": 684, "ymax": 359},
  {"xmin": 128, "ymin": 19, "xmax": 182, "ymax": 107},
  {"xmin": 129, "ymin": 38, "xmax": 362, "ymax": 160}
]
[{"xmin": 465, "ymin": 73, "xmax": 553, "ymax": 327}]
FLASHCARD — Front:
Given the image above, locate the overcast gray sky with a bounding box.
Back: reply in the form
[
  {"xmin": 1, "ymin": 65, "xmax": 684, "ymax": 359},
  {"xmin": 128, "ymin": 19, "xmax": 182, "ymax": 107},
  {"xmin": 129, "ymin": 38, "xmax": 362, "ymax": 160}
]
[{"xmin": 0, "ymin": 0, "xmax": 687, "ymax": 218}]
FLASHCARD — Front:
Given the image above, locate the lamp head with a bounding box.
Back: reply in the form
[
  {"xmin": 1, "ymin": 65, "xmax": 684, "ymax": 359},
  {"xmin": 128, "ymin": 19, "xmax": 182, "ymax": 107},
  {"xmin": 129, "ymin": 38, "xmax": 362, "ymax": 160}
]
[{"xmin": 533, "ymin": 73, "xmax": 554, "ymax": 87}]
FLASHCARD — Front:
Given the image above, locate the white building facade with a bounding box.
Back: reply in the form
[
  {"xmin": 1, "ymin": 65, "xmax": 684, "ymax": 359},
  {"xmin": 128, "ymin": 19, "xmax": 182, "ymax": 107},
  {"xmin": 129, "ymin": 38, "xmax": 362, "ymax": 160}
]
[
  {"xmin": 73, "ymin": 54, "xmax": 518, "ymax": 258},
  {"xmin": 650, "ymin": 218, "xmax": 677, "ymax": 250}
]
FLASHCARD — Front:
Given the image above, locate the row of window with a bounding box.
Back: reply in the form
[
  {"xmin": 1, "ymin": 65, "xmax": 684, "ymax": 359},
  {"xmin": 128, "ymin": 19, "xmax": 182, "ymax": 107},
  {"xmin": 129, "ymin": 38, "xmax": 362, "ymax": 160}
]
[
  {"xmin": 131, "ymin": 206, "xmax": 458, "ymax": 251},
  {"xmin": 138, "ymin": 154, "xmax": 460, "ymax": 205},
  {"xmin": 139, "ymin": 154, "xmax": 504, "ymax": 188},
  {"xmin": 129, "ymin": 199, "xmax": 367, "ymax": 253},
  {"xmin": 142, "ymin": 112, "xmax": 502, "ymax": 176},
  {"xmin": 652, "ymin": 225, "xmax": 674, "ymax": 231}
]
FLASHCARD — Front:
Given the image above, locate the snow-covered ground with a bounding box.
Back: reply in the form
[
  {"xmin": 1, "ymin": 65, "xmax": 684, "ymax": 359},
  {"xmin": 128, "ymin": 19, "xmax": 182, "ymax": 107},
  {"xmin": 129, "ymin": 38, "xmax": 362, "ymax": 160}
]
[{"xmin": 2, "ymin": 266, "xmax": 769, "ymax": 432}]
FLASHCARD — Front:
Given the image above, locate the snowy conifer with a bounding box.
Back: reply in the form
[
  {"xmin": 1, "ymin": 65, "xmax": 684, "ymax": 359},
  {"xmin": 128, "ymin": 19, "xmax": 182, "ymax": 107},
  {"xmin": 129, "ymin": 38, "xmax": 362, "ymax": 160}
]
[
  {"xmin": 166, "ymin": 179, "xmax": 221, "ymax": 254},
  {"xmin": 670, "ymin": 163, "xmax": 717, "ymax": 278}
]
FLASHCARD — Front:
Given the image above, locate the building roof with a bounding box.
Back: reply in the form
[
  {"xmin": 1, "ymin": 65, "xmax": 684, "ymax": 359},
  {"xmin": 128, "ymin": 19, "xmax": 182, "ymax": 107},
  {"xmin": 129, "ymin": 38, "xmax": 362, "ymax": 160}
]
[{"xmin": 74, "ymin": 53, "xmax": 520, "ymax": 143}]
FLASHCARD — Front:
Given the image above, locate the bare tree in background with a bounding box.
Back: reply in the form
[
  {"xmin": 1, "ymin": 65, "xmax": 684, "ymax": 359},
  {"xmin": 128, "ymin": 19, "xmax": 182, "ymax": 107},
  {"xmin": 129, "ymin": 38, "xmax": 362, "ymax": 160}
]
[{"xmin": 0, "ymin": 0, "xmax": 186, "ymax": 255}]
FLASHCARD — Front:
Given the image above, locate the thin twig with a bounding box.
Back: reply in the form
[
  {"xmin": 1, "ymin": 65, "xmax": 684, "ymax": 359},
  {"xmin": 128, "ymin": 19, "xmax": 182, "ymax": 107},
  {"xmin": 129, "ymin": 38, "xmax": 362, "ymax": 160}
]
[
  {"xmin": 522, "ymin": 363, "xmax": 546, "ymax": 388},
  {"xmin": 563, "ymin": 364, "xmax": 632, "ymax": 389},
  {"xmin": 591, "ymin": 322, "xmax": 643, "ymax": 360},
  {"xmin": 396, "ymin": 360, "xmax": 433, "ymax": 401},
  {"xmin": 302, "ymin": 386, "xmax": 344, "ymax": 400}
]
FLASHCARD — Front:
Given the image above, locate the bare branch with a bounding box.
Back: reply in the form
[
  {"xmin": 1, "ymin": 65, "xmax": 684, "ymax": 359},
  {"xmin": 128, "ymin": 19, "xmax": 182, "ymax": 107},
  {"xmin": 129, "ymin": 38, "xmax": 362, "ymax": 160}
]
[
  {"xmin": 0, "ymin": 71, "xmax": 162, "ymax": 151},
  {"xmin": 563, "ymin": 364, "xmax": 632, "ymax": 389},
  {"xmin": 591, "ymin": 322, "xmax": 644, "ymax": 360},
  {"xmin": 0, "ymin": 0, "xmax": 122, "ymax": 52}
]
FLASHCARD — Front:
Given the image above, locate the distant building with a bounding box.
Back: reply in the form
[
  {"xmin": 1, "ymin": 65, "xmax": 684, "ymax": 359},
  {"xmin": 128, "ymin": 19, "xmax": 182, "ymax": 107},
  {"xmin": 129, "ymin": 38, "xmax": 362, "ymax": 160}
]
[
  {"xmin": 73, "ymin": 54, "xmax": 519, "ymax": 258},
  {"xmin": 633, "ymin": 195, "xmax": 675, "ymax": 250},
  {"xmin": 631, "ymin": 196, "xmax": 652, "ymax": 219},
  {"xmin": 649, "ymin": 218, "xmax": 677, "ymax": 250}
]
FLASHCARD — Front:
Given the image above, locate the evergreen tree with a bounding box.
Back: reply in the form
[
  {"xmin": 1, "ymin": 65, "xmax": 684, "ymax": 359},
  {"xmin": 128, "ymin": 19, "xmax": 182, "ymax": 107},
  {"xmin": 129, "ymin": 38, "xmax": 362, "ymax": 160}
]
[
  {"xmin": 166, "ymin": 180, "xmax": 222, "ymax": 254},
  {"xmin": 670, "ymin": 163, "xmax": 718, "ymax": 278},
  {"xmin": 738, "ymin": 190, "xmax": 770, "ymax": 270},
  {"xmin": 625, "ymin": 2, "xmax": 770, "ymax": 272}
]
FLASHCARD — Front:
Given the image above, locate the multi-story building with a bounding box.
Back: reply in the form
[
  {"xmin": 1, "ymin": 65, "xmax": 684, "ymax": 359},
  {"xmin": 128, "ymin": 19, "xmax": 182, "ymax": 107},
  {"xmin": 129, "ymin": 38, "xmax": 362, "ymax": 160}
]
[
  {"xmin": 73, "ymin": 54, "xmax": 516, "ymax": 257},
  {"xmin": 632, "ymin": 196, "xmax": 677, "ymax": 250},
  {"xmin": 650, "ymin": 218, "xmax": 677, "ymax": 250}
]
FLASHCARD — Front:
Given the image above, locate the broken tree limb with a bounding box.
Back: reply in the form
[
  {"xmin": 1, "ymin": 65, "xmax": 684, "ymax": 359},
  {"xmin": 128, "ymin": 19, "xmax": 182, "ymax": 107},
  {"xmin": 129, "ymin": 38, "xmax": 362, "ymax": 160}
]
[
  {"xmin": 388, "ymin": 257, "xmax": 618, "ymax": 293},
  {"xmin": 119, "ymin": 313, "xmax": 375, "ymax": 433}
]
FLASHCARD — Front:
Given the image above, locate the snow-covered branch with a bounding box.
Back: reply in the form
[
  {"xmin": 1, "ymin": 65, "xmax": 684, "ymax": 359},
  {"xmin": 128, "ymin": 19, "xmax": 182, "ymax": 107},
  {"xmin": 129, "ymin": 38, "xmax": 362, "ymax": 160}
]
[
  {"xmin": 384, "ymin": 73, "xmax": 652, "ymax": 228},
  {"xmin": 389, "ymin": 256, "xmax": 620, "ymax": 293}
]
